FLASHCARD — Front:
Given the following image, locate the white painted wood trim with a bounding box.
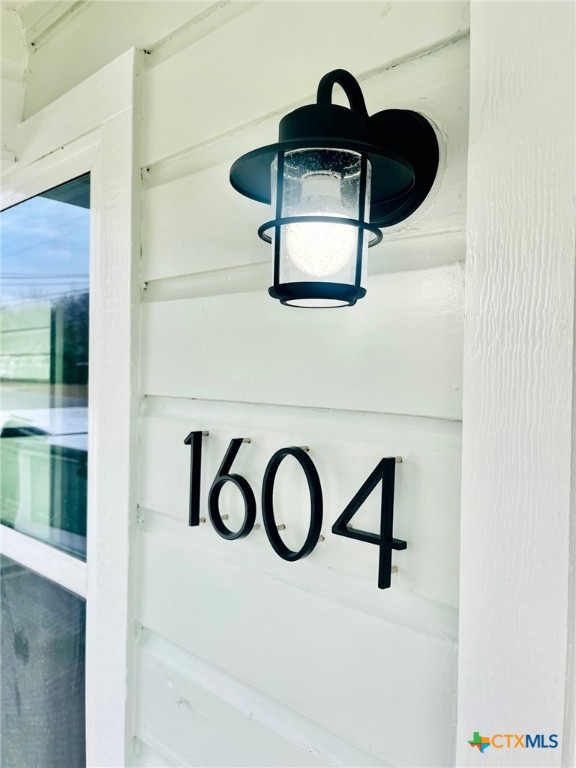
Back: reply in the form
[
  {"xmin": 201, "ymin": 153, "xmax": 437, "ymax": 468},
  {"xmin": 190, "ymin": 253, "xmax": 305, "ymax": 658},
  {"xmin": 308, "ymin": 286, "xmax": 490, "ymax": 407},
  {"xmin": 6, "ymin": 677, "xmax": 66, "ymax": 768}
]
[
  {"xmin": 85, "ymin": 110, "xmax": 142, "ymax": 768},
  {"xmin": 15, "ymin": 47, "xmax": 136, "ymax": 167},
  {"xmin": 0, "ymin": 130, "xmax": 100, "ymax": 205},
  {"xmin": 1, "ymin": 48, "xmax": 143, "ymax": 768},
  {"xmin": 457, "ymin": 3, "xmax": 576, "ymax": 765},
  {"xmin": 0, "ymin": 524, "xmax": 87, "ymax": 598}
]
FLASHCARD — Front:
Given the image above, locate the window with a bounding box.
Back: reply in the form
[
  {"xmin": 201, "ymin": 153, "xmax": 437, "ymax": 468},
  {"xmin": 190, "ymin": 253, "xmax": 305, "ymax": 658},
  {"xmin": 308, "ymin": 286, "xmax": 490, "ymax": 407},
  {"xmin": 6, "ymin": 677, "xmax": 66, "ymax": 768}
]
[{"xmin": 0, "ymin": 175, "xmax": 90, "ymax": 767}]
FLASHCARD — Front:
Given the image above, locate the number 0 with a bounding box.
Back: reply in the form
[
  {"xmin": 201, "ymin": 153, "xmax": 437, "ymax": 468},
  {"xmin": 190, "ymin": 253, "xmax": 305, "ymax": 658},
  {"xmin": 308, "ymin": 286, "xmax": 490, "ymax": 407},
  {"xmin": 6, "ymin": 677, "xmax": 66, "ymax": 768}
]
[{"xmin": 262, "ymin": 447, "xmax": 323, "ymax": 561}]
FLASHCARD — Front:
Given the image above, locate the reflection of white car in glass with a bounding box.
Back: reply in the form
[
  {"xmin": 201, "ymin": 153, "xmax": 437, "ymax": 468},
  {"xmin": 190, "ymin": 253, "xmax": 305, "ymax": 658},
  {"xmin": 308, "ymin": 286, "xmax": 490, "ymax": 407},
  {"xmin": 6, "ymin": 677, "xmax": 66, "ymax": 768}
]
[{"xmin": 0, "ymin": 407, "xmax": 87, "ymax": 559}]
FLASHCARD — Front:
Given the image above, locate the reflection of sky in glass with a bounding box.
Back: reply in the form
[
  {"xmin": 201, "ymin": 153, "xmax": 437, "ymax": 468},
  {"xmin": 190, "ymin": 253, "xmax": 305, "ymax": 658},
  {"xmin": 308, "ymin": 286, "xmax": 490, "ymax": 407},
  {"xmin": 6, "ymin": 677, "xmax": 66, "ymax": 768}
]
[{"xmin": 0, "ymin": 196, "xmax": 89, "ymax": 303}]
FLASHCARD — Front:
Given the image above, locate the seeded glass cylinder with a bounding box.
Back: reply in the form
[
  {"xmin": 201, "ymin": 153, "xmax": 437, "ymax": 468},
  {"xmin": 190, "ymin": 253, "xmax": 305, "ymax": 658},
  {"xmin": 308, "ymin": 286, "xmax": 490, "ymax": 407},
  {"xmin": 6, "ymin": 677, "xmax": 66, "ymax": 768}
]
[{"xmin": 271, "ymin": 149, "xmax": 371, "ymax": 305}]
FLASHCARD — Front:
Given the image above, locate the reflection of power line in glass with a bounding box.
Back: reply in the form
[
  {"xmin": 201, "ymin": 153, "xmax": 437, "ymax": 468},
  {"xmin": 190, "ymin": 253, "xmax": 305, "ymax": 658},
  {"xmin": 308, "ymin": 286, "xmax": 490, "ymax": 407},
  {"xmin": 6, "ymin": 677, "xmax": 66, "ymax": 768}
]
[
  {"xmin": 2, "ymin": 285, "xmax": 88, "ymax": 290},
  {"xmin": 2, "ymin": 278, "xmax": 88, "ymax": 288},
  {"xmin": 2, "ymin": 273, "xmax": 89, "ymax": 279}
]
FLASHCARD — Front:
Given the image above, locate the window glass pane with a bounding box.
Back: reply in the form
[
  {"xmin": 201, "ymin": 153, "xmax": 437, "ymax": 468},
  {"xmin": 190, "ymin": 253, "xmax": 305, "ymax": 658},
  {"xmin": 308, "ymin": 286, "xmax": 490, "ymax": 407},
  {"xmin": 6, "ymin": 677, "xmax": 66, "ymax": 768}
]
[
  {"xmin": 0, "ymin": 176, "xmax": 90, "ymax": 560},
  {"xmin": 0, "ymin": 555, "xmax": 86, "ymax": 768}
]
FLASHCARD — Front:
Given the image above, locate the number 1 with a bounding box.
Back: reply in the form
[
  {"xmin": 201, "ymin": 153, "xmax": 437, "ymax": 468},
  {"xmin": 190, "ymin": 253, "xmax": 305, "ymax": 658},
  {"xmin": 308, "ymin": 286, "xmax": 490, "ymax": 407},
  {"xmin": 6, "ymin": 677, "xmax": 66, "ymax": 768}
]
[{"xmin": 184, "ymin": 431, "xmax": 207, "ymax": 526}]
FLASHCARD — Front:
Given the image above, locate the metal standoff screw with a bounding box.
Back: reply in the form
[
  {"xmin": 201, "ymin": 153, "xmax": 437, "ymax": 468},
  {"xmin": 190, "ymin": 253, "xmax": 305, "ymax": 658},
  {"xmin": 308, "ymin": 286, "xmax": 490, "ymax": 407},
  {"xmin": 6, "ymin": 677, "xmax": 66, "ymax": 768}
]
[
  {"xmin": 254, "ymin": 523, "xmax": 261, "ymax": 530},
  {"xmin": 277, "ymin": 524, "xmax": 286, "ymax": 531},
  {"xmin": 395, "ymin": 457, "xmax": 403, "ymax": 463},
  {"xmin": 391, "ymin": 565, "xmax": 399, "ymax": 574},
  {"xmin": 299, "ymin": 446, "xmax": 310, "ymax": 452},
  {"xmin": 202, "ymin": 431, "xmax": 209, "ymax": 436},
  {"xmin": 319, "ymin": 535, "xmax": 325, "ymax": 542},
  {"xmin": 221, "ymin": 514, "xmax": 229, "ymax": 520},
  {"xmin": 242, "ymin": 437, "xmax": 252, "ymax": 444},
  {"xmin": 199, "ymin": 517, "xmax": 206, "ymax": 524}
]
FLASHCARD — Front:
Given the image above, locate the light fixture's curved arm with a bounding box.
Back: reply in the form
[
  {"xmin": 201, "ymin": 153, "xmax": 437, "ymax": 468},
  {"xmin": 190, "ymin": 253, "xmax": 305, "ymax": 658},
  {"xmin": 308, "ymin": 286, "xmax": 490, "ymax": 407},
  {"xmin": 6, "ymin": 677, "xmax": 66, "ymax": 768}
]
[{"xmin": 316, "ymin": 69, "xmax": 369, "ymax": 120}]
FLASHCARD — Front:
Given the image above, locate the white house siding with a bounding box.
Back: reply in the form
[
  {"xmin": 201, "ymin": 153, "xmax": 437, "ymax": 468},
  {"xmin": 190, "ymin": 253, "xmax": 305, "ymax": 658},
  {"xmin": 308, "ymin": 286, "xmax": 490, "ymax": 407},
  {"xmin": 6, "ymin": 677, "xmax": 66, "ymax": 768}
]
[
  {"xmin": 8, "ymin": 2, "xmax": 469, "ymax": 765},
  {"xmin": 136, "ymin": 3, "xmax": 469, "ymax": 765}
]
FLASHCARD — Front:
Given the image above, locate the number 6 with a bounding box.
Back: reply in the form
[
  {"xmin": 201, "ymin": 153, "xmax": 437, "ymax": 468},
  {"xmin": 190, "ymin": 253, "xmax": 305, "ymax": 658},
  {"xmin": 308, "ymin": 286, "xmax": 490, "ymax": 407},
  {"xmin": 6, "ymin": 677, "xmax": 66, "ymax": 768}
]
[{"xmin": 208, "ymin": 438, "xmax": 256, "ymax": 540}]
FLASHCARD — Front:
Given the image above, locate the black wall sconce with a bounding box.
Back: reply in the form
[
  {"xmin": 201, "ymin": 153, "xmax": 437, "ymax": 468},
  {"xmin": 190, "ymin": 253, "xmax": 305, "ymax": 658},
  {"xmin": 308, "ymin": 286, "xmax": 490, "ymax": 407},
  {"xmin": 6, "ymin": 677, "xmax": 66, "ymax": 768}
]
[{"xmin": 230, "ymin": 69, "xmax": 439, "ymax": 308}]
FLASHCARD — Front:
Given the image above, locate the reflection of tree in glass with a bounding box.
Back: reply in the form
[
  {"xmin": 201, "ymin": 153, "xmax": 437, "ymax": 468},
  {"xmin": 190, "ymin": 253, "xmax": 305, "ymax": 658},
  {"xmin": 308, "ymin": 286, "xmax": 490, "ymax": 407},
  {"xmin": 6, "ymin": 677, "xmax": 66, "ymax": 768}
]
[{"xmin": 51, "ymin": 291, "xmax": 89, "ymax": 387}]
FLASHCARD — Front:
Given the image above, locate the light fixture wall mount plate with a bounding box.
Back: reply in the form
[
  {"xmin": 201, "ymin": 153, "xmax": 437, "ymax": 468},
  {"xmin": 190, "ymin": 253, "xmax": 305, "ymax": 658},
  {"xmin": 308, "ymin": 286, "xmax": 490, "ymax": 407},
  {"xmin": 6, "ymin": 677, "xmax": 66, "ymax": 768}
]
[{"xmin": 230, "ymin": 69, "xmax": 440, "ymax": 307}]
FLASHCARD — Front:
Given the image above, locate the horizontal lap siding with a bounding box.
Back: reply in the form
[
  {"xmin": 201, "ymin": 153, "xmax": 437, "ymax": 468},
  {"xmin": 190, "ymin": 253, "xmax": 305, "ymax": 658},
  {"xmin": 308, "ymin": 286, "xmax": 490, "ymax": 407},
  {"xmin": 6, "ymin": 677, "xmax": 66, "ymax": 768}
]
[
  {"xmin": 136, "ymin": 638, "xmax": 328, "ymax": 767},
  {"xmin": 134, "ymin": 1, "xmax": 468, "ymax": 765},
  {"xmin": 139, "ymin": 399, "xmax": 462, "ymax": 609},
  {"xmin": 141, "ymin": 266, "xmax": 464, "ymax": 420},
  {"xmin": 134, "ymin": 399, "xmax": 461, "ymax": 765},
  {"xmin": 142, "ymin": 1, "xmax": 469, "ymax": 165},
  {"xmin": 137, "ymin": 533, "xmax": 457, "ymax": 767},
  {"xmin": 133, "ymin": 739, "xmax": 172, "ymax": 768}
]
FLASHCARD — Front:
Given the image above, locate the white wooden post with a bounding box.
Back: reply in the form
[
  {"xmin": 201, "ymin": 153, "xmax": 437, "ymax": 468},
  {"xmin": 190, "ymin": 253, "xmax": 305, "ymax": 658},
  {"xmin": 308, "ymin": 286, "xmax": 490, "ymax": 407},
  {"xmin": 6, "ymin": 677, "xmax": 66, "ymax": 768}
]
[{"xmin": 457, "ymin": 2, "xmax": 575, "ymax": 766}]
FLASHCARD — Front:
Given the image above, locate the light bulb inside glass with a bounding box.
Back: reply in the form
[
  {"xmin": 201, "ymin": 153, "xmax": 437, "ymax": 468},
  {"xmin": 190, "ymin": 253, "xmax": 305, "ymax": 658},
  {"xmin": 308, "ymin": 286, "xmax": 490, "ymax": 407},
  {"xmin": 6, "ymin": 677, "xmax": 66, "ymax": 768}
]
[{"xmin": 284, "ymin": 171, "xmax": 357, "ymax": 277}]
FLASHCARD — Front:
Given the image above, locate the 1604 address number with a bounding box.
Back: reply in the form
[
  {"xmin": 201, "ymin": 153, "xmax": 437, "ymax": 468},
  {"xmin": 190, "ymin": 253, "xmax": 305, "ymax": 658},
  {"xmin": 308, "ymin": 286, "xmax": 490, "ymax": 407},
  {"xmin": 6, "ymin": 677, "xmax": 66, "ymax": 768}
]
[{"xmin": 184, "ymin": 431, "xmax": 407, "ymax": 590}]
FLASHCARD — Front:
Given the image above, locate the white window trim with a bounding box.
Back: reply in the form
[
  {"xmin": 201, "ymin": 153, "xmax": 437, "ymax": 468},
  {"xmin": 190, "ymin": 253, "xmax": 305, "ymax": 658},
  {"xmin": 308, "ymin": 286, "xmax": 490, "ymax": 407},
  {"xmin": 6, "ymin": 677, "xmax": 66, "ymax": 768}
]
[
  {"xmin": 0, "ymin": 525, "xmax": 87, "ymax": 598},
  {"xmin": 0, "ymin": 49, "xmax": 142, "ymax": 768}
]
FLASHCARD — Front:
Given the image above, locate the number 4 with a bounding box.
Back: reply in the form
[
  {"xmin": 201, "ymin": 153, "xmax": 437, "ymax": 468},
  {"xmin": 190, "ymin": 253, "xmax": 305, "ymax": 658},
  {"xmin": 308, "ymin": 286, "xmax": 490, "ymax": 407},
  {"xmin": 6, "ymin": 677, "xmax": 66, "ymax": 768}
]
[{"xmin": 331, "ymin": 458, "xmax": 407, "ymax": 589}]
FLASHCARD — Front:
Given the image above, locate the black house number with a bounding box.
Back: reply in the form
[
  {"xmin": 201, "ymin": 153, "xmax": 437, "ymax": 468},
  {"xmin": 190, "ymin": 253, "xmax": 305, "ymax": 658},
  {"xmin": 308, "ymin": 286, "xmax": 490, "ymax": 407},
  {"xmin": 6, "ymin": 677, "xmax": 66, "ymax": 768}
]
[{"xmin": 184, "ymin": 431, "xmax": 407, "ymax": 590}]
